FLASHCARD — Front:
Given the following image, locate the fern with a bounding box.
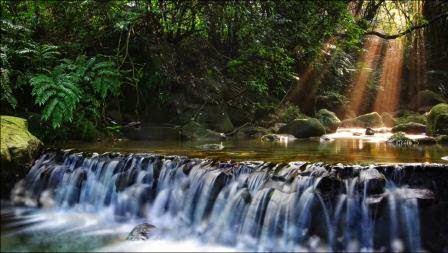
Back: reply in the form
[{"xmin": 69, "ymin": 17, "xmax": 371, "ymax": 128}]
[
  {"xmin": 0, "ymin": 45, "xmax": 17, "ymax": 108},
  {"xmin": 90, "ymin": 58, "xmax": 120, "ymax": 99},
  {"xmin": 30, "ymin": 72, "xmax": 82, "ymax": 128}
]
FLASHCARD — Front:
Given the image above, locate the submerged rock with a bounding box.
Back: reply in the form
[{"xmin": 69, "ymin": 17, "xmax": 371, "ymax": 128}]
[
  {"xmin": 197, "ymin": 143, "xmax": 225, "ymax": 151},
  {"xmin": 436, "ymin": 135, "xmax": 448, "ymax": 144},
  {"xmin": 278, "ymin": 118, "xmax": 326, "ymax": 138},
  {"xmin": 315, "ymin": 109, "xmax": 341, "ymax": 133},
  {"xmin": 387, "ymin": 132, "xmax": 416, "ymax": 147},
  {"xmin": 427, "ymin": 103, "xmax": 448, "ymax": 135},
  {"xmin": 392, "ymin": 122, "xmax": 427, "ymax": 134},
  {"xmin": 127, "ymin": 223, "xmax": 157, "ymax": 241}
]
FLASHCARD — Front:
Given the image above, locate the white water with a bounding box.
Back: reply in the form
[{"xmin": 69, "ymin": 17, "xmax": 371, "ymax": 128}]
[{"xmin": 3, "ymin": 151, "xmax": 433, "ymax": 252}]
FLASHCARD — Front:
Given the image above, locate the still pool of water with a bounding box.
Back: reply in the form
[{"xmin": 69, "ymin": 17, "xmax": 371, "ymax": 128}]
[{"xmin": 62, "ymin": 128, "xmax": 447, "ymax": 164}]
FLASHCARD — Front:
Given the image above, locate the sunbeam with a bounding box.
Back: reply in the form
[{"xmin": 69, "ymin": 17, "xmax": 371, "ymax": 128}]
[
  {"xmin": 345, "ymin": 36, "xmax": 383, "ymax": 118},
  {"xmin": 374, "ymin": 39, "xmax": 404, "ymax": 113}
]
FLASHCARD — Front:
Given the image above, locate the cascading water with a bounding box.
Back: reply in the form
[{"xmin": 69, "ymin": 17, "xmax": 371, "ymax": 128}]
[{"xmin": 4, "ymin": 151, "xmax": 448, "ymax": 252}]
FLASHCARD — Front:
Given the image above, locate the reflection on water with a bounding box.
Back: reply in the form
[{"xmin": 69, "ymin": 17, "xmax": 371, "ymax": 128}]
[{"xmin": 62, "ymin": 128, "xmax": 447, "ymax": 164}]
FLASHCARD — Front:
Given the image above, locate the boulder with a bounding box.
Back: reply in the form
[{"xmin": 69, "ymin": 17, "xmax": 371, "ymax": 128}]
[
  {"xmin": 340, "ymin": 112, "xmax": 384, "ymax": 128},
  {"xmin": 127, "ymin": 223, "xmax": 157, "ymax": 240},
  {"xmin": 315, "ymin": 109, "xmax": 341, "ymax": 133},
  {"xmin": 315, "ymin": 93, "xmax": 346, "ymax": 117},
  {"xmin": 387, "ymin": 132, "xmax": 416, "ymax": 146},
  {"xmin": 427, "ymin": 103, "xmax": 448, "ymax": 135},
  {"xmin": 391, "ymin": 122, "xmax": 427, "ymax": 134},
  {"xmin": 436, "ymin": 135, "xmax": 448, "ymax": 144},
  {"xmin": 365, "ymin": 128, "xmax": 375, "ymax": 136},
  {"xmin": 195, "ymin": 105, "xmax": 234, "ymax": 133},
  {"xmin": 1, "ymin": 116, "xmax": 43, "ymax": 197},
  {"xmin": 358, "ymin": 168, "xmax": 386, "ymax": 194},
  {"xmin": 180, "ymin": 121, "xmax": 225, "ymax": 141},
  {"xmin": 260, "ymin": 134, "xmax": 296, "ymax": 142},
  {"xmin": 381, "ymin": 112, "xmax": 397, "ymax": 127},
  {"xmin": 416, "ymin": 136, "xmax": 437, "ymax": 145},
  {"xmin": 278, "ymin": 118, "xmax": 326, "ymax": 138},
  {"xmin": 236, "ymin": 126, "xmax": 270, "ymax": 139},
  {"xmin": 396, "ymin": 111, "xmax": 427, "ymax": 125}
]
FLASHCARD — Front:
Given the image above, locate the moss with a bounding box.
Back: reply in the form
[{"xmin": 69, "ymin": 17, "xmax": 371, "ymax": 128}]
[
  {"xmin": 180, "ymin": 121, "xmax": 225, "ymax": 141},
  {"xmin": 396, "ymin": 112, "xmax": 427, "ymax": 125},
  {"xmin": 279, "ymin": 118, "xmax": 326, "ymax": 138},
  {"xmin": 341, "ymin": 112, "xmax": 384, "ymax": 128},
  {"xmin": 391, "ymin": 122, "xmax": 427, "ymax": 134},
  {"xmin": 316, "ymin": 109, "xmax": 341, "ymax": 133},
  {"xmin": 427, "ymin": 103, "xmax": 448, "ymax": 135},
  {"xmin": 1, "ymin": 115, "xmax": 42, "ymax": 164},
  {"xmin": 387, "ymin": 132, "xmax": 416, "ymax": 147},
  {"xmin": 436, "ymin": 135, "xmax": 448, "ymax": 144}
]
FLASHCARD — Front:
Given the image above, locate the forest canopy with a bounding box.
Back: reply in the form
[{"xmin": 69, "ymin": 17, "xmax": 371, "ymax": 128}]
[{"xmin": 1, "ymin": 0, "xmax": 447, "ymax": 141}]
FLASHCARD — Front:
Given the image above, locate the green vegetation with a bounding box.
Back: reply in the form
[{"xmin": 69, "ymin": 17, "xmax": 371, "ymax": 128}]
[{"xmin": 0, "ymin": 1, "xmax": 447, "ymax": 142}]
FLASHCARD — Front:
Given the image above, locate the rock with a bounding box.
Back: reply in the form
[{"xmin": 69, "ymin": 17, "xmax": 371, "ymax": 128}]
[
  {"xmin": 340, "ymin": 112, "xmax": 384, "ymax": 128},
  {"xmin": 381, "ymin": 112, "xmax": 397, "ymax": 127},
  {"xmin": 269, "ymin": 123, "xmax": 287, "ymax": 133},
  {"xmin": 127, "ymin": 223, "xmax": 157, "ymax": 241},
  {"xmin": 396, "ymin": 111, "xmax": 427, "ymax": 125},
  {"xmin": 195, "ymin": 105, "xmax": 234, "ymax": 133},
  {"xmin": 260, "ymin": 134, "xmax": 295, "ymax": 142},
  {"xmin": 387, "ymin": 132, "xmax": 416, "ymax": 146},
  {"xmin": 236, "ymin": 126, "xmax": 270, "ymax": 139},
  {"xmin": 352, "ymin": 132, "xmax": 362, "ymax": 136},
  {"xmin": 197, "ymin": 143, "xmax": 225, "ymax": 151},
  {"xmin": 180, "ymin": 121, "xmax": 226, "ymax": 141},
  {"xmin": 315, "ymin": 94, "xmax": 346, "ymax": 118},
  {"xmin": 260, "ymin": 134, "xmax": 280, "ymax": 142},
  {"xmin": 391, "ymin": 122, "xmax": 427, "ymax": 134},
  {"xmin": 365, "ymin": 128, "xmax": 375, "ymax": 136},
  {"xmin": 278, "ymin": 118, "xmax": 326, "ymax": 138},
  {"xmin": 1, "ymin": 116, "xmax": 43, "ymax": 198},
  {"xmin": 436, "ymin": 135, "xmax": 448, "ymax": 144},
  {"xmin": 315, "ymin": 109, "xmax": 341, "ymax": 133},
  {"xmin": 416, "ymin": 136, "xmax": 437, "ymax": 145},
  {"xmin": 358, "ymin": 168, "xmax": 386, "ymax": 194},
  {"xmin": 427, "ymin": 103, "xmax": 448, "ymax": 135},
  {"xmin": 413, "ymin": 90, "xmax": 447, "ymax": 111}
]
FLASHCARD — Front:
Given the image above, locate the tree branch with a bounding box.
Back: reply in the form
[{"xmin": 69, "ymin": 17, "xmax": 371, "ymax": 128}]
[{"xmin": 365, "ymin": 13, "xmax": 448, "ymax": 39}]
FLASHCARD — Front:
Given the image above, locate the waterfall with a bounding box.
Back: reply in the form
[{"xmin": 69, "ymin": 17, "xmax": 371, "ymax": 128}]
[{"xmin": 10, "ymin": 150, "xmax": 445, "ymax": 252}]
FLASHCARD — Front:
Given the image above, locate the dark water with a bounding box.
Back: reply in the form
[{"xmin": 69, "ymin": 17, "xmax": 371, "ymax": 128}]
[
  {"xmin": 2, "ymin": 151, "xmax": 447, "ymax": 252},
  {"xmin": 63, "ymin": 138, "xmax": 448, "ymax": 164}
]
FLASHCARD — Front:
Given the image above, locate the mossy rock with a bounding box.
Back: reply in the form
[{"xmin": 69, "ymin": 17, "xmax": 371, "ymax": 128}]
[
  {"xmin": 236, "ymin": 126, "xmax": 270, "ymax": 139},
  {"xmin": 416, "ymin": 136, "xmax": 437, "ymax": 145},
  {"xmin": 180, "ymin": 121, "xmax": 225, "ymax": 141},
  {"xmin": 279, "ymin": 118, "xmax": 326, "ymax": 138},
  {"xmin": 391, "ymin": 122, "xmax": 427, "ymax": 134},
  {"xmin": 1, "ymin": 115, "xmax": 43, "ymax": 198},
  {"xmin": 195, "ymin": 105, "xmax": 234, "ymax": 133},
  {"xmin": 1, "ymin": 116, "xmax": 42, "ymax": 164},
  {"xmin": 387, "ymin": 132, "xmax": 415, "ymax": 147},
  {"xmin": 316, "ymin": 109, "xmax": 341, "ymax": 133},
  {"xmin": 396, "ymin": 112, "xmax": 427, "ymax": 125},
  {"xmin": 381, "ymin": 112, "xmax": 397, "ymax": 127},
  {"xmin": 341, "ymin": 112, "xmax": 384, "ymax": 128},
  {"xmin": 427, "ymin": 103, "xmax": 448, "ymax": 135},
  {"xmin": 436, "ymin": 135, "xmax": 448, "ymax": 144}
]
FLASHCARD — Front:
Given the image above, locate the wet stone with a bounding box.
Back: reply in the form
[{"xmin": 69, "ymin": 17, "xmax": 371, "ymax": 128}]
[{"xmin": 127, "ymin": 223, "xmax": 157, "ymax": 241}]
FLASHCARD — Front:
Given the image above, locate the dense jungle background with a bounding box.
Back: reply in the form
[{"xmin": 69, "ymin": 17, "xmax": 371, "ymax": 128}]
[{"xmin": 1, "ymin": 0, "xmax": 447, "ymax": 142}]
